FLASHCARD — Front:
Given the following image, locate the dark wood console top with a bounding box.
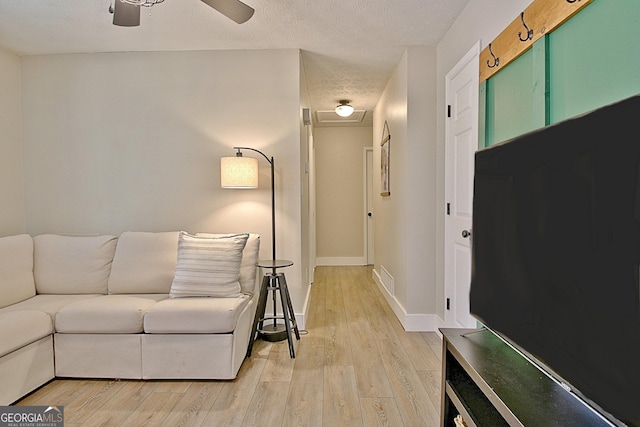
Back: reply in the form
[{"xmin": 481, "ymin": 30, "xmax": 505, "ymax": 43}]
[{"xmin": 440, "ymin": 328, "xmax": 611, "ymax": 427}]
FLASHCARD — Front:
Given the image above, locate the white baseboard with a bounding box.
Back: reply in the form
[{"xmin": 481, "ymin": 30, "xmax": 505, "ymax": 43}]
[
  {"xmin": 297, "ymin": 283, "xmax": 313, "ymax": 330},
  {"xmin": 316, "ymin": 257, "xmax": 366, "ymax": 266},
  {"xmin": 372, "ymin": 268, "xmax": 444, "ymax": 332}
]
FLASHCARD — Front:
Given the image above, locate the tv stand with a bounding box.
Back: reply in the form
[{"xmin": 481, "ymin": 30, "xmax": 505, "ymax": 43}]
[{"xmin": 440, "ymin": 328, "xmax": 611, "ymax": 426}]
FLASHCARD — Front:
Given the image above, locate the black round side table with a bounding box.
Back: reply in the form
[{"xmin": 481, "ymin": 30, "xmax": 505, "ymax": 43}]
[{"xmin": 247, "ymin": 259, "xmax": 300, "ymax": 358}]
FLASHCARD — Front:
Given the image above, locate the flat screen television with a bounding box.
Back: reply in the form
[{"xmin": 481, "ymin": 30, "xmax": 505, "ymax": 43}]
[{"xmin": 470, "ymin": 94, "xmax": 640, "ymax": 427}]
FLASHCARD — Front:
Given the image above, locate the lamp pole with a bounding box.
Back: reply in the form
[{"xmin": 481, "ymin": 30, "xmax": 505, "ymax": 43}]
[
  {"xmin": 233, "ymin": 147, "xmax": 276, "ymax": 271},
  {"xmin": 228, "ymin": 146, "xmax": 299, "ymax": 357}
]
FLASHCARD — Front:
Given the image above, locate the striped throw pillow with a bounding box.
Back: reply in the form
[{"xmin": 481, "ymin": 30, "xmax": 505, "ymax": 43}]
[{"xmin": 170, "ymin": 232, "xmax": 249, "ymax": 298}]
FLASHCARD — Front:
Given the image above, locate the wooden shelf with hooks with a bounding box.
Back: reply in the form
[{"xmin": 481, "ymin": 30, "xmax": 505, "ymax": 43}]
[{"xmin": 479, "ymin": 0, "xmax": 592, "ymax": 82}]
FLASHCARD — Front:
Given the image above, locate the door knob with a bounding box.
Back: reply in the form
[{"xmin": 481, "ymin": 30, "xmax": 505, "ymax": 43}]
[{"xmin": 462, "ymin": 230, "xmax": 471, "ymax": 238}]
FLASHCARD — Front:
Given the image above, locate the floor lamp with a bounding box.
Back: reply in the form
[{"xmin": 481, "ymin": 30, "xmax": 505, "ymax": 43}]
[{"xmin": 220, "ymin": 147, "xmax": 299, "ymax": 355}]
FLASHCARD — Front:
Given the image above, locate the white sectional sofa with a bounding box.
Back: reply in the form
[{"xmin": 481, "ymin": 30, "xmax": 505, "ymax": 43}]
[{"xmin": 0, "ymin": 231, "xmax": 260, "ymax": 405}]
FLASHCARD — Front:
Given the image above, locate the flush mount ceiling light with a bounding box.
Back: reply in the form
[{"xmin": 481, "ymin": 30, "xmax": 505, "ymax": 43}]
[{"xmin": 335, "ymin": 100, "xmax": 355, "ymax": 117}]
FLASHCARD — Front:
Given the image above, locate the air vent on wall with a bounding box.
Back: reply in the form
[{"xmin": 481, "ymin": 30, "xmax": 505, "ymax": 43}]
[{"xmin": 315, "ymin": 110, "xmax": 366, "ymax": 124}]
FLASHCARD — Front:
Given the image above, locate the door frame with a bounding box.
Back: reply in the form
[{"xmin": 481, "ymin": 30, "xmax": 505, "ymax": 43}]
[
  {"xmin": 444, "ymin": 41, "xmax": 481, "ymax": 328},
  {"xmin": 307, "ymin": 127, "xmax": 316, "ymax": 283},
  {"xmin": 363, "ymin": 147, "xmax": 374, "ymax": 265}
]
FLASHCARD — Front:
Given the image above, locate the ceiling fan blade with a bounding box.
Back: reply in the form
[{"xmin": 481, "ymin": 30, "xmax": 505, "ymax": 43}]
[
  {"xmin": 201, "ymin": 0, "xmax": 255, "ymax": 24},
  {"xmin": 112, "ymin": 1, "xmax": 141, "ymax": 27}
]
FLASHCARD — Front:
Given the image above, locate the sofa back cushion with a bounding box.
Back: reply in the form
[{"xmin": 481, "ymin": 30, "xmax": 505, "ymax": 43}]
[
  {"xmin": 34, "ymin": 234, "xmax": 118, "ymax": 294},
  {"xmin": 108, "ymin": 231, "xmax": 179, "ymax": 294},
  {"xmin": 196, "ymin": 233, "xmax": 260, "ymax": 294},
  {"xmin": 0, "ymin": 234, "xmax": 36, "ymax": 308}
]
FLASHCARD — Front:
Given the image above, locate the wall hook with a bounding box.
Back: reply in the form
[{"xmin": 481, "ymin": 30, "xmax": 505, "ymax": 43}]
[
  {"xmin": 518, "ymin": 12, "xmax": 533, "ymax": 41},
  {"xmin": 487, "ymin": 43, "xmax": 499, "ymax": 68}
]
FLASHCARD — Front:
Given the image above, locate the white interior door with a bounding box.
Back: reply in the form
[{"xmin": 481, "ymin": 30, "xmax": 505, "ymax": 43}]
[
  {"xmin": 444, "ymin": 42, "xmax": 480, "ymax": 328},
  {"xmin": 364, "ymin": 147, "xmax": 374, "ymax": 265}
]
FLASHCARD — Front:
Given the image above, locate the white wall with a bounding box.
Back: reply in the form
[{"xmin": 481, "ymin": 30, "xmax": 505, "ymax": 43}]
[
  {"xmin": 315, "ymin": 126, "xmax": 372, "ymax": 265},
  {"xmin": 434, "ymin": 0, "xmax": 532, "ymax": 320},
  {"xmin": 19, "ymin": 48, "xmax": 310, "ymax": 316},
  {"xmin": 373, "ymin": 46, "xmax": 438, "ymax": 330},
  {"xmin": 374, "ymin": 51, "xmax": 408, "ymax": 317},
  {"xmin": 373, "ymin": 0, "xmax": 534, "ymax": 331},
  {"xmin": 0, "ymin": 47, "xmax": 25, "ymax": 236}
]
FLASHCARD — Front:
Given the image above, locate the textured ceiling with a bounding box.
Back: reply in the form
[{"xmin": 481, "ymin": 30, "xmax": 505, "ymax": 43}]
[{"xmin": 0, "ymin": 0, "xmax": 469, "ymax": 126}]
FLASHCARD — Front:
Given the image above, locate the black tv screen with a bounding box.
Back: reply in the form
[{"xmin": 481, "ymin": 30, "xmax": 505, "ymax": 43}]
[{"xmin": 471, "ymin": 94, "xmax": 640, "ymax": 426}]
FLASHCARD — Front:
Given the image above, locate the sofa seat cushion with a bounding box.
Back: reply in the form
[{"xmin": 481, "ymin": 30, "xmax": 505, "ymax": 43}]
[
  {"xmin": 56, "ymin": 295, "xmax": 168, "ymax": 333},
  {"xmin": 0, "ymin": 310, "xmax": 53, "ymax": 357},
  {"xmin": 144, "ymin": 295, "xmax": 251, "ymax": 334},
  {"xmin": 0, "ymin": 294, "xmax": 102, "ymax": 318}
]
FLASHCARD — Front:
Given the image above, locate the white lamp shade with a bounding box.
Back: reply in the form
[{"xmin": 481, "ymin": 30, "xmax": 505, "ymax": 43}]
[
  {"xmin": 221, "ymin": 156, "xmax": 258, "ymax": 188},
  {"xmin": 335, "ymin": 104, "xmax": 354, "ymax": 117}
]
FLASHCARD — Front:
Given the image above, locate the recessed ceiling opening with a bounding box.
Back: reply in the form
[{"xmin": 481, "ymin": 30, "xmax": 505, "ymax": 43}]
[{"xmin": 316, "ymin": 110, "xmax": 366, "ymax": 124}]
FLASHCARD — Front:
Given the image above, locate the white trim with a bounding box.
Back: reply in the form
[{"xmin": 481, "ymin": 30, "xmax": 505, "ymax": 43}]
[
  {"xmin": 307, "ymin": 126, "xmax": 317, "ymax": 286},
  {"xmin": 316, "ymin": 257, "xmax": 366, "ymax": 266},
  {"xmin": 372, "ymin": 268, "xmax": 444, "ymax": 332},
  {"xmin": 297, "ymin": 282, "xmax": 313, "ymax": 330},
  {"xmin": 363, "ymin": 147, "xmax": 374, "ymax": 265},
  {"xmin": 403, "ymin": 314, "xmax": 443, "ymax": 332}
]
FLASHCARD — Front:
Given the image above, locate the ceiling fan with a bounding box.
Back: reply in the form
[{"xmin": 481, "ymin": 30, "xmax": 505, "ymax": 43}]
[{"xmin": 109, "ymin": 0, "xmax": 255, "ymax": 27}]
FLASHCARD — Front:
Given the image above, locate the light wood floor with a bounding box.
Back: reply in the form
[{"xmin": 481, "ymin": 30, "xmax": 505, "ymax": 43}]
[{"xmin": 15, "ymin": 266, "xmax": 443, "ymax": 426}]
